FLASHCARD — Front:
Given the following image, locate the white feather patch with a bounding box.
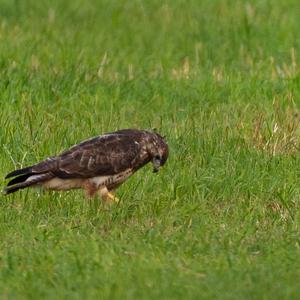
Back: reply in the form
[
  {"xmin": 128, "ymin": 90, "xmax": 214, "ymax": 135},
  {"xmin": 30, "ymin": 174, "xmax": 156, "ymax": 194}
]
[{"xmin": 42, "ymin": 178, "xmax": 84, "ymax": 190}]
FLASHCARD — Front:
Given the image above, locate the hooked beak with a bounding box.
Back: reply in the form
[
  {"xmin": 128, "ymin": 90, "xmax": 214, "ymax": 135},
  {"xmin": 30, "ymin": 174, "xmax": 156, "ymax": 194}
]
[{"xmin": 152, "ymin": 157, "xmax": 161, "ymax": 173}]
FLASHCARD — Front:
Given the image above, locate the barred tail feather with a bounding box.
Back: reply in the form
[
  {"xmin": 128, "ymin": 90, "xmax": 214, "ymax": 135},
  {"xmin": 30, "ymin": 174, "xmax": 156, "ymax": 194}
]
[
  {"xmin": 7, "ymin": 173, "xmax": 33, "ymax": 187},
  {"xmin": 5, "ymin": 166, "xmax": 33, "ymax": 179},
  {"xmin": 3, "ymin": 173, "xmax": 53, "ymax": 195}
]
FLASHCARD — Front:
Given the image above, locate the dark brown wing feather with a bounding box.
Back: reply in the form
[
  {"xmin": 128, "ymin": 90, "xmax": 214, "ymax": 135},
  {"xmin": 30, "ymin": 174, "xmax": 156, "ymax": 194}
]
[{"xmin": 31, "ymin": 132, "xmax": 144, "ymax": 179}]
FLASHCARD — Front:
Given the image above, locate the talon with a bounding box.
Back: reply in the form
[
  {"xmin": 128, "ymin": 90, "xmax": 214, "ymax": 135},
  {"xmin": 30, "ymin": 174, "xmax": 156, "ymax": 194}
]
[
  {"xmin": 98, "ymin": 186, "xmax": 119, "ymax": 204},
  {"xmin": 107, "ymin": 192, "xmax": 119, "ymax": 203}
]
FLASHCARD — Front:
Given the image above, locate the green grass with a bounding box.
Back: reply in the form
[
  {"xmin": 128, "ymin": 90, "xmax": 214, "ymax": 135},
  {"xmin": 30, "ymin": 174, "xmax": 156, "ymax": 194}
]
[{"xmin": 1, "ymin": 0, "xmax": 300, "ymax": 299}]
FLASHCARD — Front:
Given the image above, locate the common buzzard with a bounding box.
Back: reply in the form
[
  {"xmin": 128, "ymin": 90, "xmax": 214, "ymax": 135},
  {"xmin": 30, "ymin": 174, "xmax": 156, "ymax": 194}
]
[{"xmin": 4, "ymin": 129, "xmax": 169, "ymax": 203}]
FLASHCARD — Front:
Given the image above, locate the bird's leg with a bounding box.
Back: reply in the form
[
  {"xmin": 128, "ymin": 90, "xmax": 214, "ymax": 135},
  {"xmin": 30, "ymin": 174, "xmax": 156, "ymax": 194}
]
[
  {"xmin": 83, "ymin": 180, "xmax": 98, "ymax": 198},
  {"xmin": 98, "ymin": 186, "xmax": 119, "ymax": 204}
]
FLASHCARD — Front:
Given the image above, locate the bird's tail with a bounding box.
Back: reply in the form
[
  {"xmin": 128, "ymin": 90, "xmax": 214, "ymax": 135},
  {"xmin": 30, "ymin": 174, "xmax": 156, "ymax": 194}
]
[
  {"xmin": 5, "ymin": 166, "xmax": 33, "ymax": 179},
  {"xmin": 4, "ymin": 169, "xmax": 53, "ymax": 195}
]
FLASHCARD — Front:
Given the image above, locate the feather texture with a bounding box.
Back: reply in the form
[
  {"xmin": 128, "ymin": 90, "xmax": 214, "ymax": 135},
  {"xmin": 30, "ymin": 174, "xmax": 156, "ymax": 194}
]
[
  {"xmin": 3, "ymin": 129, "xmax": 169, "ymax": 197},
  {"xmin": 4, "ymin": 173, "xmax": 53, "ymax": 195}
]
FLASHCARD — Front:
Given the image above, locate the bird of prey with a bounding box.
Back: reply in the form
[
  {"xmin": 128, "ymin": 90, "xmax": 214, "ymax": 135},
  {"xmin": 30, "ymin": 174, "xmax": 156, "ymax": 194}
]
[{"xmin": 4, "ymin": 129, "xmax": 169, "ymax": 203}]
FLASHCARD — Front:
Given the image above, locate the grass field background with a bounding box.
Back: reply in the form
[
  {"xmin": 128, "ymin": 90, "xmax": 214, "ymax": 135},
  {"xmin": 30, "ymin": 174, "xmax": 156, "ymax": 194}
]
[{"xmin": 1, "ymin": 0, "xmax": 300, "ymax": 299}]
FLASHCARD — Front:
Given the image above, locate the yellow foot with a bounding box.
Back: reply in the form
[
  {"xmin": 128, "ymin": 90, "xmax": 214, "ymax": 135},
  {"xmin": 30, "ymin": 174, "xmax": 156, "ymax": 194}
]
[
  {"xmin": 98, "ymin": 187, "xmax": 119, "ymax": 205},
  {"xmin": 107, "ymin": 192, "xmax": 120, "ymax": 203}
]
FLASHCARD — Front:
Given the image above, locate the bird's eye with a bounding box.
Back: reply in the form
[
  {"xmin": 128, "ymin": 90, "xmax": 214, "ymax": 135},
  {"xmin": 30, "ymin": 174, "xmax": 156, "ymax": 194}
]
[{"xmin": 155, "ymin": 155, "xmax": 161, "ymax": 160}]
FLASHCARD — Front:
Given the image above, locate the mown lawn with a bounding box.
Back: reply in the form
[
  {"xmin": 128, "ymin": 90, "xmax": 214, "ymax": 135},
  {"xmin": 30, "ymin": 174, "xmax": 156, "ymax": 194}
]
[{"xmin": 1, "ymin": 0, "xmax": 300, "ymax": 299}]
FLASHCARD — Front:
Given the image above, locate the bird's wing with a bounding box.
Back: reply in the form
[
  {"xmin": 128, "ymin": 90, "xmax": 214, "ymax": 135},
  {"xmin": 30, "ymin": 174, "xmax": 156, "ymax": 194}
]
[{"xmin": 31, "ymin": 134, "xmax": 142, "ymax": 178}]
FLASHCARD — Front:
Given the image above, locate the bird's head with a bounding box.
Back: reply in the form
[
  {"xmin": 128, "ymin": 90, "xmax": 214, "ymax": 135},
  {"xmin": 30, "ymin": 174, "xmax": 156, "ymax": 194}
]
[{"xmin": 146, "ymin": 131, "xmax": 169, "ymax": 173}]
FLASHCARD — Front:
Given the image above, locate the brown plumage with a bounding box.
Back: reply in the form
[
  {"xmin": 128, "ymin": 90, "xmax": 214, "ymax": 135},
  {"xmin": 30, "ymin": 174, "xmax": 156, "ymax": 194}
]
[{"xmin": 4, "ymin": 129, "xmax": 169, "ymax": 203}]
